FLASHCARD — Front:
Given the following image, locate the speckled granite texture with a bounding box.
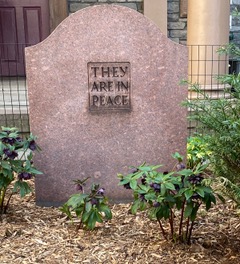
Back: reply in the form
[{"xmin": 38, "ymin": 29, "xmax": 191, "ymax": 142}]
[{"xmin": 25, "ymin": 4, "xmax": 188, "ymax": 206}]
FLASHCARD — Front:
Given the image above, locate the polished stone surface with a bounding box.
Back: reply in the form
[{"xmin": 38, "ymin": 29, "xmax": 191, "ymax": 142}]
[{"xmin": 25, "ymin": 4, "xmax": 188, "ymax": 206}]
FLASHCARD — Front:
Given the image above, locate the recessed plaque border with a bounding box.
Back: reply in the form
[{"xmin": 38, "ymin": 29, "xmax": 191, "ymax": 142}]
[{"xmin": 88, "ymin": 61, "xmax": 131, "ymax": 113}]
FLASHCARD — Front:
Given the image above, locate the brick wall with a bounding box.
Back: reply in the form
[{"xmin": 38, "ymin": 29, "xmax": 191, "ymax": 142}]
[{"xmin": 68, "ymin": 0, "xmax": 143, "ymax": 14}]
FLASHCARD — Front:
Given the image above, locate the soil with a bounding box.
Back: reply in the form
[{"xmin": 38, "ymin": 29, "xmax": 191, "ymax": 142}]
[{"xmin": 0, "ymin": 185, "xmax": 240, "ymax": 264}]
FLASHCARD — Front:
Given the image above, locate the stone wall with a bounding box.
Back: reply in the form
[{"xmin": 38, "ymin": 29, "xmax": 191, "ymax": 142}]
[
  {"xmin": 230, "ymin": 0, "xmax": 240, "ymax": 45},
  {"xmin": 68, "ymin": 0, "xmax": 143, "ymax": 13},
  {"xmin": 167, "ymin": 0, "xmax": 187, "ymax": 44}
]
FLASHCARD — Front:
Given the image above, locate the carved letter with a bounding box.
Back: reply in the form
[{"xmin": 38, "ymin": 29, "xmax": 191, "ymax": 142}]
[
  {"xmin": 122, "ymin": 95, "xmax": 129, "ymax": 105},
  {"xmin": 117, "ymin": 81, "xmax": 129, "ymax": 91},
  {"xmin": 101, "ymin": 67, "xmax": 110, "ymax": 77},
  {"xmin": 114, "ymin": 95, "xmax": 122, "ymax": 105},
  {"xmin": 107, "ymin": 81, "xmax": 114, "ymax": 92},
  {"xmin": 112, "ymin": 67, "xmax": 119, "ymax": 77},
  {"xmin": 91, "ymin": 82, "xmax": 99, "ymax": 92},
  {"xmin": 92, "ymin": 95, "xmax": 99, "ymax": 106},
  {"xmin": 100, "ymin": 96, "xmax": 105, "ymax": 106},
  {"xmin": 100, "ymin": 82, "xmax": 108, "ymax": 92},
  {"xmin": 91, "ymin": 67, "xmax": 99, "ymax": 77},
  {"xmin": 119, "ymin": 66, "xmax": 128, "ymax": 77},
  {"xmin": 106, "ymin": 96, "xmax": 114, "ymax": 105}
]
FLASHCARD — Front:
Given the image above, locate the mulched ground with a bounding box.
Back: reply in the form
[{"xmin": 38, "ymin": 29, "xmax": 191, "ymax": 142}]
[{"xmin": 0, "ymin": 186, "xmax": 240, "ymax": 264}]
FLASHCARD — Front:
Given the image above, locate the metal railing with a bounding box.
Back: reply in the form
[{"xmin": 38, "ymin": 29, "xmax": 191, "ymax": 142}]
[{"xmin": 0, "ymin": 43, "xmax": 30, "ymax": 134}]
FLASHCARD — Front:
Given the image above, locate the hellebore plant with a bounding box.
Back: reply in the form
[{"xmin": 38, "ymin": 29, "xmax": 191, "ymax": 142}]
[
  {"xmin": 0, "ymin": 127, "xmax": 42, "ymax": 214},
  {"xmin": 118, "ymin": 153, "xmax": 216, "ymax": 244},
  {"xmin": 60, "ymin": 178, "xmax": 112, "ymax": 230}
]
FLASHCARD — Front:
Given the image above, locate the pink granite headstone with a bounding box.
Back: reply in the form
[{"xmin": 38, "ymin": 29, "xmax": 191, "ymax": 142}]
[{"xmin": 25, "ymin": 4, "xmax": 188, "ymax": 206}]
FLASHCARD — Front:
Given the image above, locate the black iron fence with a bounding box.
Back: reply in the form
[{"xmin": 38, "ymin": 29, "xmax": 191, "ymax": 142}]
[
  {"xmin": 0, "ymin": 43, "xmax": 30, "ymax": 134},
  {"xmin": 0, "ymin": 43, "xmax": 236, "ymax": 135}
]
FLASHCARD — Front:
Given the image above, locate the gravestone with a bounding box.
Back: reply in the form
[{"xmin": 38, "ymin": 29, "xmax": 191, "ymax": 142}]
[{"xmin": 25, "ymin": 4, "xmax": 188, "ymax": 206}]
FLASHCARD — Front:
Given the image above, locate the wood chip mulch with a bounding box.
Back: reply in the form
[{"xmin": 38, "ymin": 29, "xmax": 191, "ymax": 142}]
[{"xmin": 1, "ymin": 187, "xmax": 240, "ymax": 264}]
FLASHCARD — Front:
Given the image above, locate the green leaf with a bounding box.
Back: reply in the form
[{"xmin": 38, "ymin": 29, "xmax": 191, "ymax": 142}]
[
  {"xmin": 98, "ymin": 204, "xmax": 112, "ymax": 219},
  {"xmin": 66, "ymin": 193, "xmax": 88, "ymax": 208},
  {"xmin": 130, "ymin": 180, "xmax": 137, "ymax": 189},
  {"xmin": 172, "ymin": 152, "xmax": 184, "ymax": 162},
  {"xmin": 139, "ymin": 166, "xmax": 153, "ymax": 172},
  {"xmin": 82, "ymin": 210, "xmax": 92, "ymax": 223},
  {"xmin": 95, "ymin": 211, "xmax": 103, "ymax": 223},
  {"xmin": 144, "ymin": 192, "xmax": 156, "ymax": 201},
  {"xmin": 0, "ymin": 161, "xmax": 11, "ymax": 170},
  {"xmin": 13, "ymin": 181, "xmax": 32, "ymax": 197},
  {"xmin": 86, "ymin": 211, "xmax": 98, "ymax": 230},
  {"xmin": 131, "ymin": 200, "xmax": 140, "ymax": 214},
  {"xmin": 184, "ymin": 202, "xmax": 193, "ymax": 218},
  {"xmin": 196, "ymin": 187, "xmax": 205, "ymax": 198},
  {"xmin": 59, "ymin": 204, "xmax": 72, "ymax": 218},
  {"xmin": 190, "ymin": 205, "xmax": 200, "ymax": 222},
  {"xmin": 184, "ymin": 189, "xmax": 193, "ymax": 200},
  {"xmin": 160, "ymin": 184, "xmax": 166, "ymax": 196},
  {"xmin": 28, "ymin": 167, "xmax": 43, "ymax": 175},
  {"xmin": 178, "ymin": 169, "xmax": 194, "ymax": 177},
  {"xmin": 75, "ymin": 206, "xmax": 84, "ymax": 217},
  {"xmin": 161, "ymin": 204, "xmax": 170, "ymax": 220},
  {"xmin": 85, "ymin": 201, "xmax": 92, "ymax": 212},
  {"xmin": 164, "ymin": 182, "xmax": 176, "ymax": 191}
]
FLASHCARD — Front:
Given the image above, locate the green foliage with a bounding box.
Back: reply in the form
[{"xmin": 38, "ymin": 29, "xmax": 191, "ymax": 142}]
[
  {"xmin": 183, "ymin": 82, "xmax": 240, "ymax": 179},
  {"xmin": 118, "ymin": 154, "xmax": 216, "ymax": 244},
  {"xmin": 0, "ymin": 127, "xmax": 42, "ymax": 214},
  {"xmin": 182, "ymin": 43, "xmax": 240, "ymax": 206},
  {"xmin": 187, "ymin": 136, "xmax": 212, "ymax": 169},
  {"xmin": 60, "ymin": 178, "xmax": 112, "ymax": 230}
]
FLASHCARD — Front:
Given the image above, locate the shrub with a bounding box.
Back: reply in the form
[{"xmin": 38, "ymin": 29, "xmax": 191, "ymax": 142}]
[
  {"xmin": 182, "ymin": 44, "xmax": 240, "ymax": 205},
  {"xmin": 60, "ymin": 178, "xmax": 112, "ymax": 230},
  {"xmin": 187, "ymin": 136, "xmax": 212, "ymax": 169},
  {"xmin": 0, "ymin": 127, "xmax": 42, "ymax": 214},
  {"xmin": 118, "ymin": 153, "xmax": 216, "ymax": 244}
]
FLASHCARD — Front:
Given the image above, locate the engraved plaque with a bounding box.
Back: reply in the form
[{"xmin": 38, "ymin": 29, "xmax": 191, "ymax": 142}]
[{"xmin": 88, "ymin": 62, "xmax": 131, "ymax": 112}]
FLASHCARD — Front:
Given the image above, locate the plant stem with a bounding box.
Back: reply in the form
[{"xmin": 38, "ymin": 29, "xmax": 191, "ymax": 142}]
[
  {"xmin": 157, "ymin": 218, "xmax": 168, "ymax": 241},
  {"xmin": 185, "ymin": 217, "xmax": 190, "ymax": 241},
  {"xmin": 169, "ymin": 209, "xmax": 174, "ymax": 239},
  {"xmin": 0, "ymin": 188, "xmax": 6, "ymax": 214},
  {"xmin": 179, "ymin": 199, "xmax": 186, "ymax": 239},
  {"xmin": 187, "ymin": 220, "xmax": 195, "ymax": 245},
  {"xmin": 4, "ymin": 192, "xmax": 14, "ymax": 214}
]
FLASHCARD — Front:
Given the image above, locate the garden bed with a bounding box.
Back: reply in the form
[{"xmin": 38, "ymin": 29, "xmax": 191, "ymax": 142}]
[{"xmin": 0, "ymin": 188, "xmax": 240, "ymax": 264}]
